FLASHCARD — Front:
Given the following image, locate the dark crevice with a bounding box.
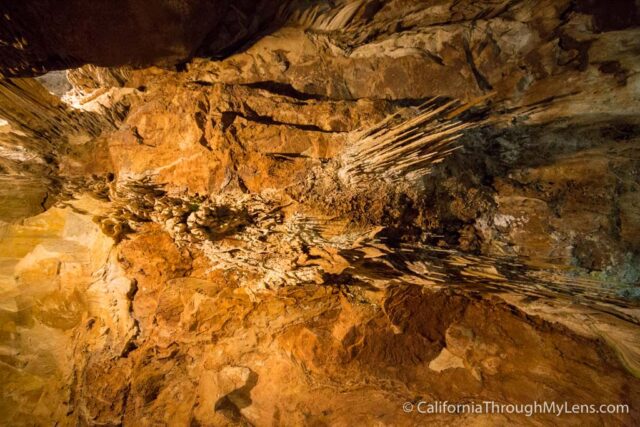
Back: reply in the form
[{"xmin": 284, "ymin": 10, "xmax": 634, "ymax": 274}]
[
  {"xmin": 191, "ymin": 80, "xmax": 214, "ymax": 87},
  {"xmin": 39, "ymin": 191, "xmax": 49, "ymax": 211},
  {"xmin": 121, "ymin": 278, "xmax": 140, "ymax": 358},
  {"xmin": 224, "ymin": 108, "xmax": 342, "ymax": 134},
  {"xmin": 462, "ymin": 38, "xmax": 494, "ymax": 92},
  {"xmin": 214, "ymin": 370, "xmax": 259, "ymax": 422},
  {"xmin": 423, "ymin": 50, "xmax": 445, "ymax": 66},
  {"xmin": 194, "ymin": 108, "xmax": 213, "ymax": 151},
  {"xmin": 558, "ymin": 33, "xmax": 593, "ymax": 71},
  {"xmin": 242, "ymin": 81, "xmax": 329, "ymax": 101},
  {"xmin": 266, "ymin": 152, "xmax": 311, "ymax": 162}
]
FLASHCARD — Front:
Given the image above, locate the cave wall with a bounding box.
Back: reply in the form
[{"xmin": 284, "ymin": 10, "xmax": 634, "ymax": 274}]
[{"xmin": 0, "ymin": 0, "xmax": 640, "ymax": 425}]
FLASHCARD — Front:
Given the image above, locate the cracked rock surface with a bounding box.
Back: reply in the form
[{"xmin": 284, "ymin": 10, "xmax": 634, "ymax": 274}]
[{"xmin": 1, "ymin": 0, "xmax": 640, "ymax": 425}]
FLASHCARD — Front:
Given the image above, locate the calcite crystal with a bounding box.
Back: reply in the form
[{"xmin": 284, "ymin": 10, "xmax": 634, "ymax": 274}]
[{"xmin": 0, "ymin": 0, "xmax": 639, "ymax": 425}]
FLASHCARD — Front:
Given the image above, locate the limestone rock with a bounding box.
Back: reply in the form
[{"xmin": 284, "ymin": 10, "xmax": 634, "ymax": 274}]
[{"xmin": 1, "ymin": 1, "xmax": 640, "ymax": 425}]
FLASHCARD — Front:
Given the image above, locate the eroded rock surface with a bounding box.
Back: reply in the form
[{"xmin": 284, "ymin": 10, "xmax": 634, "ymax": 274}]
[{"xmin": 1, "ymin": 0, "xmax": 640, "ymax": 425}]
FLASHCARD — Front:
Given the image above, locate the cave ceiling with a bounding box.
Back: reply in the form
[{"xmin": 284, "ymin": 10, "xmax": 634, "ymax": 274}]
[{"xmin": 1, "ymin": 1, "xmax": 640, "ymax": 425}]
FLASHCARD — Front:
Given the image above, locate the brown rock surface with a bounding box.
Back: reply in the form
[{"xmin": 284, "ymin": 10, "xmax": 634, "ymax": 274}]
[{"xmin": 1, "ymin": 0, "xmax": 640, "ymax": 425}]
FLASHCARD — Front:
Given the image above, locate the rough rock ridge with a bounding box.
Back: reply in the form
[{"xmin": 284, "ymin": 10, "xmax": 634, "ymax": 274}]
[{"xmin": 0, "ymin": 0, "xmax": 640, "ymax": 425}]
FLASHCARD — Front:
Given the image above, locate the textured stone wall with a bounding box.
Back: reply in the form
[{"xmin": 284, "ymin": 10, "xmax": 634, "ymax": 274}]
[{"xmin": 0, "ymin": 1, "xmax": 639, "ymax": 425}]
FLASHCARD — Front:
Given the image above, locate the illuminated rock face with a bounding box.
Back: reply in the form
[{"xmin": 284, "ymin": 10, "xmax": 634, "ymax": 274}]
[{"xmin": 1, "ymin": 1, "xmax": 640, "ymax": 425}]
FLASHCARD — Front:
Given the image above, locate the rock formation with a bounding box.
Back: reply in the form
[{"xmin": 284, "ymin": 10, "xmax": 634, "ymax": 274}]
[{"xmin": 0, "ymin": 0, "xmax": 639, "ymax": 425}]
